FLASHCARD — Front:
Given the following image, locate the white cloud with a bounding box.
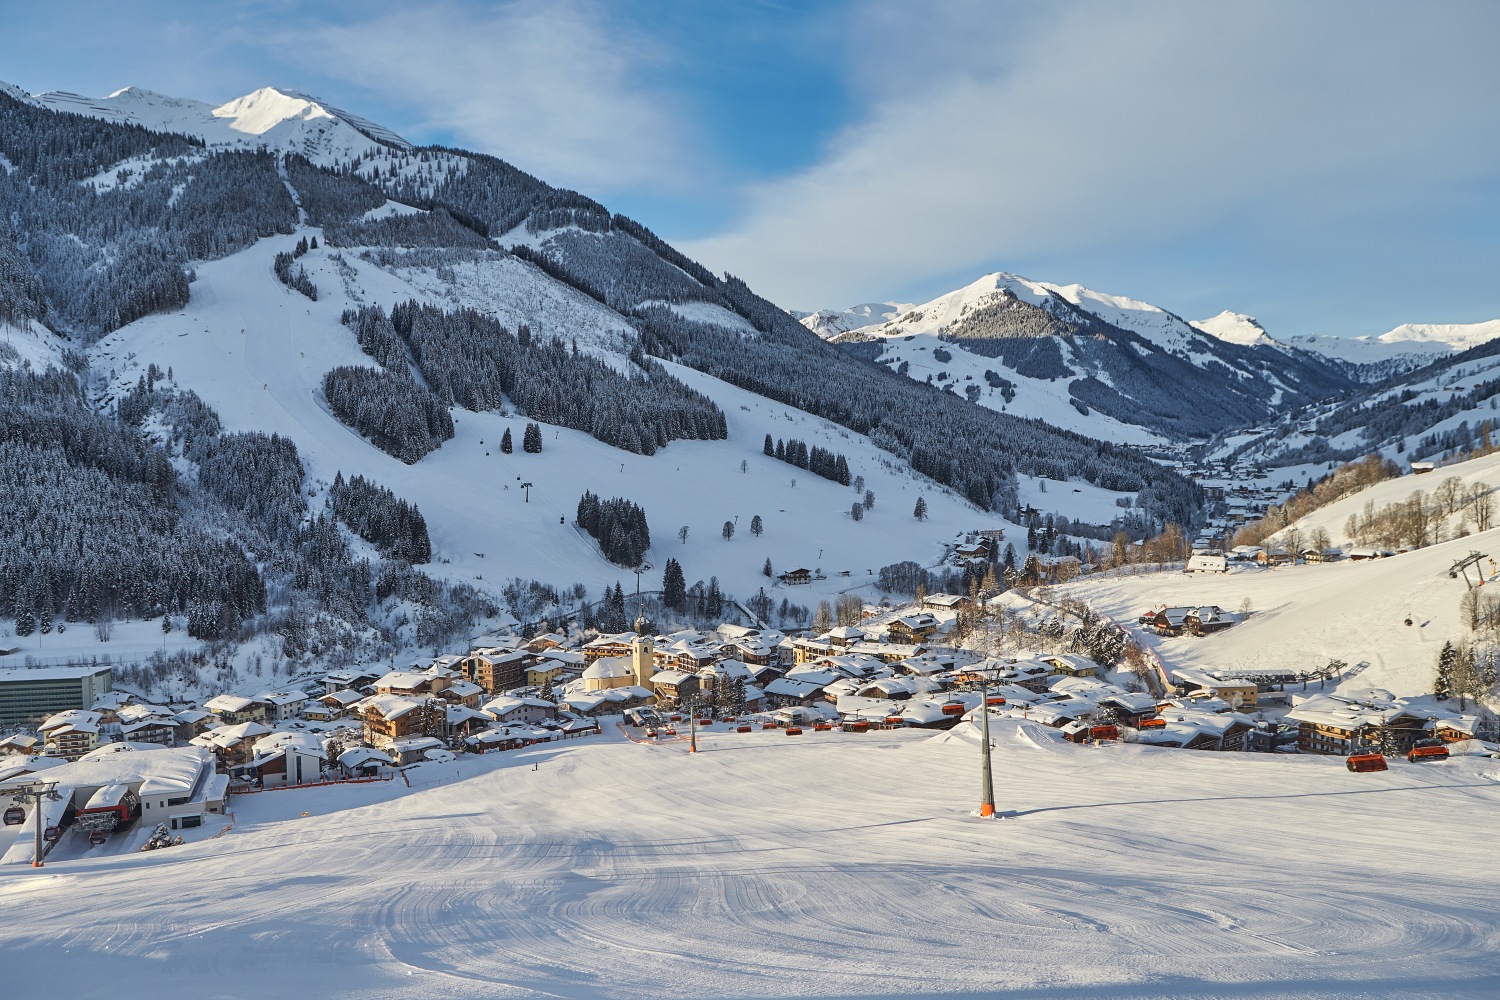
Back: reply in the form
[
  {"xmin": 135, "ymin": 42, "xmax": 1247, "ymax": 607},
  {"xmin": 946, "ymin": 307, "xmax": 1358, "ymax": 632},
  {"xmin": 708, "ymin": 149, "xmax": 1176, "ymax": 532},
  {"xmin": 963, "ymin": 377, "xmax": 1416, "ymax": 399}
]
[
  {"xmin": 284, "ymin": 0, "xmax": 691, "ymax": 194},
  {"xmin": 681, "ymin": 0, "xmax": 1500, "ymax": 309}
]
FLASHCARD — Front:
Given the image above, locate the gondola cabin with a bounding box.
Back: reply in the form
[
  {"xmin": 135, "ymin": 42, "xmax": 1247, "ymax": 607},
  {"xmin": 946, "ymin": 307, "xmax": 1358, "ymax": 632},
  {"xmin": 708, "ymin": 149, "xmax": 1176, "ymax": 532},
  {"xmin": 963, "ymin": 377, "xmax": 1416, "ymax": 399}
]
[
  {"xmin": 941, "ymin": 703, "xmax": 965, "ymax": 717},
  {"xmin": 884, "ymin": 715, "xmax": 906, "ymax": 726},
  {"xmin": 1089, "ymin": 724, "xmax": 1120, "ymax": 741},
  {"xmin": 1346, "ymin": 749, "xmax": 1388, "ymax": 773},
  {"xmin": 814, "ymin": 722, "xmax": 833, "ymax": 731},
  {"xmin": 76, "ymin": 782, "xmax": 140, "ymax": 827},
  {"xmin": 1137, "ymin": 717, "xmax": 1166, "ymax": 729},
  {"xmin": 845, "ymin": 720, "xmax": 870, "ymax": 733},
  {"xmin": 785, "ymin": 727, "xmax": 803, "ymax": 736},
  {"xmin": 3, "ymin": 806, "xmax": 23, "ymax": 826},
  {"xmin": 986, "ymin": 695, "xmax": 1007, "ymax": 706},
  {"xmin": 736, "ymin": 725, "xmax": 752, "ymax": 733},
  {"xmin": 1407, "ymin": 738, "xmax": 1450, "ymax": 763},
  {"xmin": 761, "ymin": 722, "xmax": 777, "ymax": 730},
  {"xmin": 43, "ymin": 825, "xmax": 62, "ymax": 842},
  {"xmin": 88, "ymin": 830, "xmax": 108, "ymax": 846}
]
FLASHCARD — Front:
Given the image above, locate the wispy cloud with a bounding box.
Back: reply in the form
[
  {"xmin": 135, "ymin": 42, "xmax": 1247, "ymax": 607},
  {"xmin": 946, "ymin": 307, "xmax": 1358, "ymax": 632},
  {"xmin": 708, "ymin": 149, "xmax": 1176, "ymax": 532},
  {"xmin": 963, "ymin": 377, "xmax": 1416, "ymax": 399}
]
[
  {"xmin": 282, "ymin": 0, "xmax": 692, "ymax": 194},
  {"xmin": 681, "ymin": 0, "xmax": 1500, "ymax": 315}
]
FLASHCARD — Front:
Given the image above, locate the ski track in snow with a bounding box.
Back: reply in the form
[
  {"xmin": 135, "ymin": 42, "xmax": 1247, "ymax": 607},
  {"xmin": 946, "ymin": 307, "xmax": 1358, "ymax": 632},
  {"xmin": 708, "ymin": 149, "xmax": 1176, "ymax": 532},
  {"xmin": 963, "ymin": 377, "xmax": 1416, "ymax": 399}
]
[{"xmin": 1, "ymin": 722, "xmax": 1497, "ymax": 998}]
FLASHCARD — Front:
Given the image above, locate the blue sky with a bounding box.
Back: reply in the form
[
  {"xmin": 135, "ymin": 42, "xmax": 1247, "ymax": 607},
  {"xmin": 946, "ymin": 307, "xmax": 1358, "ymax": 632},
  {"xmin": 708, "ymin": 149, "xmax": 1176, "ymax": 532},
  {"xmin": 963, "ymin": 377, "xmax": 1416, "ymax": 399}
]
[{"xmin": 3, "ymin": 0, "xmax": 1498, "ymax": 336}]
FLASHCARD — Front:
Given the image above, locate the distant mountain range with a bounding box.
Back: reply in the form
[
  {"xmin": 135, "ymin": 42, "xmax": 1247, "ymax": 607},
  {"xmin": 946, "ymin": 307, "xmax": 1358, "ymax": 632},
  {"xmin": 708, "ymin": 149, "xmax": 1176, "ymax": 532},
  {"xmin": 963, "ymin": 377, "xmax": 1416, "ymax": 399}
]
[{"xmin": 801, "ymin": 275, "xmax": 1499, "ymax": 441}]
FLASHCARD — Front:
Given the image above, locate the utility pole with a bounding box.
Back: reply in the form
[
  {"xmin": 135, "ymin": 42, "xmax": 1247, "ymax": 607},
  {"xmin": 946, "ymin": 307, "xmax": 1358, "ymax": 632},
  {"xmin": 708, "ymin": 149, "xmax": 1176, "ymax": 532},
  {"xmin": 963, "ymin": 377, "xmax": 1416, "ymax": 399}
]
[
  {"xmin": 520, "ymin": 482, "xmax": 533, "ymax": 502},
  {"xmin": 6, "ymin": 781, "xmax": 62, "ymax": 867}
]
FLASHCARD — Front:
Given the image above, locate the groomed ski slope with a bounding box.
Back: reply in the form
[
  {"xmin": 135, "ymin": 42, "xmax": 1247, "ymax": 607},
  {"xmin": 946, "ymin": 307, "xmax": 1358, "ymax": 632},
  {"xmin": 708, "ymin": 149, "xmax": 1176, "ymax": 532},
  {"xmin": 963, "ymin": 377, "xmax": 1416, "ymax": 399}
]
[
  {"xmin": 1, "ymin": 721, "xmax": 1496, "ymax": 999},
  {"xmin": 90, "ymin": 233, "xmax": 1034, "ymax": 607}
]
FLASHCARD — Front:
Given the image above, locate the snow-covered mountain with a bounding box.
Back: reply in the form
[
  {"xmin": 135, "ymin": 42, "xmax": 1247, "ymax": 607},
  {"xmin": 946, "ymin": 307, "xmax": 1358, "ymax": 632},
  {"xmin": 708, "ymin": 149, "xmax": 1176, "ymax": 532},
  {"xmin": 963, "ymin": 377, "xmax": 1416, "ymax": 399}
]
[
  {"xmin": 1193, "ymin": 310, "xmax": 1275, "ymax": 347},
  {"xmin": 795, "ymin": 302, "xmax": 909, "ymax": 340},
  {"xmin": 0, "ymin": 79, "xmax": 1207, "ymax": 669},
  {"xmin": 809, "ymin": 272, "xmax": 1353, "ymax": 441},
  {"xmin": 1378, "ymin": 319, "xmax": 1500, "ymax": 352},
  {"xmin": 27, "ymin": 84, "xmax": 409, "ymax": 164}
]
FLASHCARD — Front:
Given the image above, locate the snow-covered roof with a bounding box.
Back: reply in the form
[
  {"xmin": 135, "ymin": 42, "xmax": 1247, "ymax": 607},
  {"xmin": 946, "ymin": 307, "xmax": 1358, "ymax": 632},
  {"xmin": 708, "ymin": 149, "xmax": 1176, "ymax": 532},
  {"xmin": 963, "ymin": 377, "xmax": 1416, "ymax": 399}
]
[
  {"xmin": 204, "ymin": 694, "xmax": 257, "ymax": 714},
  {"xmin": 581, "ymin": 657, "xmax": 633, "ymax": 680}
]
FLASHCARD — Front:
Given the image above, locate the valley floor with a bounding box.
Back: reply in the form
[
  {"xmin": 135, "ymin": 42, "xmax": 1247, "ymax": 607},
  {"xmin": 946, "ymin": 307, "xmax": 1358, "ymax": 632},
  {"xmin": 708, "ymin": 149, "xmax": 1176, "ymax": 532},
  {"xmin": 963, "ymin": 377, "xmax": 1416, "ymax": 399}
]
[{"xmin": 3, "ymin": 719, "xmax": 1497, "ymax": 999}]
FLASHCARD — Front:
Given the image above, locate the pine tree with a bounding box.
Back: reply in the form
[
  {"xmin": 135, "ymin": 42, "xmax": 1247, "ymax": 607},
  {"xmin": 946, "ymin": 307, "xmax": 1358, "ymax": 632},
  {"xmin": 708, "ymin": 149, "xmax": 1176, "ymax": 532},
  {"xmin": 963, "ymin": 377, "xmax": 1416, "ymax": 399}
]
[
  {"xmin": 162, "ymin": 614, "xmax": 172, "ymax": 635},
  {"xmin": 913, "ymin": 496, "xmax": 928, "ymax": 520},
  {"xmin": 750, "ymin": 514, "xmax": 763, "ymax": 537},
  {"xmin": 501, "ymin": 428, "xmax": 513, "ymax": 453},
  {"xmin": 762, "ymin": 557, "xmax": 773, "ymax": 577},
  {"xmin": 764, "ymin": 433, "xmax": 774, "ymax": 456},
  {"xmin": 851, "ymin": 501, "xmax": 863, "ymax": 522},
  {"xmin": 1435, "ymin": 641, "xmax": 1457, "ymax": 700},
  {"xmin": 523, "ymin": 422, "xmax": 543, "ymax": 453},
  {"xmin": 15, "ymin": 604, "xmax": 35, "ymax": 637},
  {"xmin": 662, "ymin": 558, "xmax": 686, "ymax": 611}
]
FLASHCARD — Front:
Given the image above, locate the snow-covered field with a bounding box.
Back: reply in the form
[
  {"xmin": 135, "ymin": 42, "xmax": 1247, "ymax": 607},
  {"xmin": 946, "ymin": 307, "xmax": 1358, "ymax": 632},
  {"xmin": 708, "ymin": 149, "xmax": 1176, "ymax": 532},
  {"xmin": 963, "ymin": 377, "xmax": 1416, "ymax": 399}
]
[
  {"xmin": 1059, "ymin": 453, "xmax": 1500, "ymax": 697},
  {"xmin": 2, "ymin": 721, "xmax": 1496, "ymax": 998}
]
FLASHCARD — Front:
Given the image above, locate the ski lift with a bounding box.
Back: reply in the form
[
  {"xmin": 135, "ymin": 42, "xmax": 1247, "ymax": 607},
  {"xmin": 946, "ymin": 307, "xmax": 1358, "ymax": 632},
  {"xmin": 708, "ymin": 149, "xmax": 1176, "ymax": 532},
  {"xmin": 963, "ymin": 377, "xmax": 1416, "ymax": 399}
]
[
  {"xmin": 884, "ymin": 715, "xmax": 906, "ymax": 726},
  {"xmin": 1407, "ymin": 738, "xmax": 1450, "ymax": 763},
  {"xmin": 1346, "ymin": 747, "xmax": 1388, "ymax": 772},
  {"xmin": 1089, "ymin": 724, "xmax": 1121, "ymax": 741},
  {"xmin": 736, "ymin": 725, "xmax": 752, "ymax": 734},
  {"xmin": 43, "ymin": 825, "xmax": 62, "ymax": 843},
  {"xmin": 846, "ymin": 720, "xmax": 871, "ymax": 733},
  {"xmin": 941, "ymin": 703, "xmax": 965, "ymax": 717},
  {"xmin": 784, "ymin": 727, "xmax": 803, "ymax": 736},
  {"xmin": 1138, "ymin": 717, "xmax": 1166, "ymax": 729},
  {"xmin": 88, "ymin": 830, "xmax": 108, "ymax": 846},
  {"xmin": 814, "ymin": 722, "xmax": 833, "ymax": 731},
  {"xmin": 2, "ymin": 806, "xmax": 23, "ymax": 826},
  {"xmin": 986, "ymin": 695, "xmax": 1007, "ymax": 706},
  {"xmin": 761, "ymin": 722, "xmax": 777, "ymax": 730}
]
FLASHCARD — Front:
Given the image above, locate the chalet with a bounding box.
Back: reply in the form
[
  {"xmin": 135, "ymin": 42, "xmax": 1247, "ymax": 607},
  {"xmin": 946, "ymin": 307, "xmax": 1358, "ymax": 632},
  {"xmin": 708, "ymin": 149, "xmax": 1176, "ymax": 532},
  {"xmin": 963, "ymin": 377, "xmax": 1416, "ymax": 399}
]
[
  {"xmin": 847, "ymin": 641, "xmax": 925, "ymax": 663},
  {"xmin": 722, "ymin": 634, "xmax": 783, "ymax": 667},
  {"xmin": 459, "ymin": 650, "xmax": 529, "ymax": 693},
  {"xmin": 824, "ymin": 625, "xmax": 868, "ymax": 648},
  {"xmin": 1039, "ymin": 654, "xmax": 1098, "ymax": 679},
  {"xmin": 1346, "ymin": 547, "xmax": 1395, "ymax": 561},
  {"xmin": 1410, "ymin": 461, "xmax": 1435, "ymax": 474},
  {"xmin": 252, "ymin": 690, "xmax": 309, "ymax": 723},
  {"xmin": 887, "ymin": 613, "xmax": 939, "ymax": 643},
  {"xmin": 306, "ymin": 689, "xmax": 364, "ymax": 721},
  {"xmin": 1136, "ymin": 710, "xmax": 1256, "ymax": 751},
  {"xmin": 1171, "ymin": 668, "xmax": 1258, "ymax": 711},
  {"xmin": 1300, "ymin": 547, "xmax": 1343, "ymax": 564},
  {"xmin": 0, "ymin": 734, "xmax": 39, "ymax": 756},
  {"xmin": 526, "ymin": 661, "xmax": 566, "ymax": 686},
  {"xmin": 1186, "ymin": 607, "xmax": 1237, "ymax": 636},
  {"xmin": 1184, "ymin": 553, "xmax": 1228, "ymax": 573},
  {"xmin": 1140, "ymin": 607, "xmax": 1193, "ymax": 636},
  {"xmin": 482, "ymin": 695, "xmax": 559, "ymax": 727},
  {"xmin": 38, "ymin": 710, "xmax": 103, "ymax": 760},
  {"xmin": 526, "ymin": 633, "xmax": 566, "ymax": 653},
  {"xmin": 118, "ymin": 712, "xmax": 179, "ymax": 748},
  {"xmin": 763, "ymin": 675, "xmax": 828, "ymax": 708},
  {"xmin": 171, "ymin": 708, "xmax": 215, "ymax": 742},
  {"xmin": 560, "ymin": 685, "xmax": 654, "ymax": 717},
  {"xmin": 1256, "ymin": 550, "xmax": 1296, "ymax": 567},
  {"xmin": 337, "ymin": 746, "xmax": 392, "ymax": 777},
  {"xmin": 1435, "ymin": 718, "xmax": 1477, "ymax": 743},
  {"xmin": 649, "ymin": 669, "xmax": 702, "ymax": 709},
  {"xmin": 1099, "ymin": 691, "xmax": 1161, "ymax": 727},
  {"xmin": 436, "ymin": 704, "xmax": 492, "ymax": 742},
  {"xmin": 922, "ymin": 593, "xmax": 971, "ymax": 611},
  {"xmin": 358, "ymin": 694, "xmax": 430, "ymax": 749},
  {"xmin": 190, "ymin": 721, "xmax": 274, "ymax": 770},
  {"xmin": 789, "ymin": 637, "xmax": 838, "ymax": 665},
  {"xmin": 1285, "ymin": 695, "xmax": 1435, "ymax": 755},
  {"xmin": 953, "ymin": 539, "xmax": 992, "ymax": 561},
  {"xmin": 388, "ymin": 736, "xmax": 448, "ymax": 765},
  {"xmin": 777, "ymin": 568, "xmax": 813, "ymax": 586},
  {"xmin": 203, "ymin": 694, "xmax": 266, "ymax": 725},
  {"xmin": 233, "ymin": 732, "xmax": 326, "ymax": 788},
  {"xmin": 324, "ymin": 669, "xmax": 380, "ymax": 695},
  {"xmin": 581, "ymin": 633, "xmax": 635, "ymax": 664}
]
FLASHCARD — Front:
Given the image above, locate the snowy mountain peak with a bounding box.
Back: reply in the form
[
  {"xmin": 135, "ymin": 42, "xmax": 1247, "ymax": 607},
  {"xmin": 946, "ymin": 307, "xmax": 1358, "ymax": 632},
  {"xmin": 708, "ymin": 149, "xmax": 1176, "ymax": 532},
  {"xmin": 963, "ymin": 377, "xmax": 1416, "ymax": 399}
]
[
  {"xmin": 1193, "ymin": 310, "xmax": 1274, "ymax": 346},
  {"xmin": 796, "ymin": 302, "xmax": 908, "ymax": 339},
  {"xmin": 29, "ymin": 83, "xmax": 409, "ymax": 165},
  {"xmin": 1377, "ymin": 319, "xmax": 1500, "ymax": 353}
]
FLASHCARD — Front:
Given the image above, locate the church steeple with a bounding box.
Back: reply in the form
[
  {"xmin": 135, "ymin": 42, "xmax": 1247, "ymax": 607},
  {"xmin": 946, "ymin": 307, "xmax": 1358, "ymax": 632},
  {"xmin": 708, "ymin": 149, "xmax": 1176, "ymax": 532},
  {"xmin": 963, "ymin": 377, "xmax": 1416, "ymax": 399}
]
[{"xmin": 630, "ymin": 616, "xmax": 655, "ymax": 689}]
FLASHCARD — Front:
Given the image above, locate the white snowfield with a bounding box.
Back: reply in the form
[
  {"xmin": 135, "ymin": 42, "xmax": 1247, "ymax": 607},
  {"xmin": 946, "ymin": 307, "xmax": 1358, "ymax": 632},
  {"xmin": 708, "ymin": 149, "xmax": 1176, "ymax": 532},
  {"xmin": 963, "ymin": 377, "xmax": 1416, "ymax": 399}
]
[
  {"xmin": 2, "ymin": 721, "xmax": 1496, "ymax": 998},
  {"xmin": 1063, "ymin": 452, "xmax": 1500, "ymax": 697},
  {"xmin": 91, "ymin": 233, "xmax": 1001, "ymax": 606}
]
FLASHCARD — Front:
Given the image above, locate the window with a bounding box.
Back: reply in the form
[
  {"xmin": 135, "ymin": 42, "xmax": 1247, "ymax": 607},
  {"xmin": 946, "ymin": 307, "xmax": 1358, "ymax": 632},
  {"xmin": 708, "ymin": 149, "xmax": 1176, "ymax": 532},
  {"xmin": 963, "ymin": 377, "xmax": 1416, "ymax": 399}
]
[{"xmin": 180, "ymin": 815, "xmax": 202, "ymax": 829}]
